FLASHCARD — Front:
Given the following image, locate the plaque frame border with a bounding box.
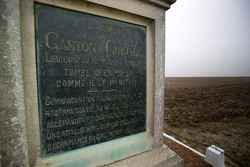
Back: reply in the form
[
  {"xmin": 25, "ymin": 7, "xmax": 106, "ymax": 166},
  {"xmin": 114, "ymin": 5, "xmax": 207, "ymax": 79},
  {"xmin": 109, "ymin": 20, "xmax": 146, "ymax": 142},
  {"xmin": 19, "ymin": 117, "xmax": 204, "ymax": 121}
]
[{"xmin": 21, "ymin": 0, "xmax": 159, "ymax": 166}]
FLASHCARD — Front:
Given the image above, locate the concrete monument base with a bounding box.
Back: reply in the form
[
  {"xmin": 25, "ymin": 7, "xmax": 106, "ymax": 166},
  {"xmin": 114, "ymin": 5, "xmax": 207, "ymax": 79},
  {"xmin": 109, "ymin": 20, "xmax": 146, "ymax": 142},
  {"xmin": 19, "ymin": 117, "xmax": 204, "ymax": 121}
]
[{"xmin": 102, "ymin": 145, "xmax": 183, "ymax": 167}]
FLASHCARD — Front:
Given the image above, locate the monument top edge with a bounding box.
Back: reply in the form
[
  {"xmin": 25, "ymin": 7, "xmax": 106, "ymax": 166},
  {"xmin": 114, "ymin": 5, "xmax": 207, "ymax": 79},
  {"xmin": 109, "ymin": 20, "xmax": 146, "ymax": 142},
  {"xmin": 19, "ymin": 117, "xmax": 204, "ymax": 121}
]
[{"xmin": 145, "ymin": 0, "xmax": 177, "ymax": 10}]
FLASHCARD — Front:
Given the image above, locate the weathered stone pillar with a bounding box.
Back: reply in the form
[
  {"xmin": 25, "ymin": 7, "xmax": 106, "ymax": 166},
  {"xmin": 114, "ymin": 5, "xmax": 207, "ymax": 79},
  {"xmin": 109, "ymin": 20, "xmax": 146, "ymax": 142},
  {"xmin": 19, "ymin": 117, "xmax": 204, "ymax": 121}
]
[{"xmin": 0, "ymin": 0, "xmax": 29, "ymax": 167}]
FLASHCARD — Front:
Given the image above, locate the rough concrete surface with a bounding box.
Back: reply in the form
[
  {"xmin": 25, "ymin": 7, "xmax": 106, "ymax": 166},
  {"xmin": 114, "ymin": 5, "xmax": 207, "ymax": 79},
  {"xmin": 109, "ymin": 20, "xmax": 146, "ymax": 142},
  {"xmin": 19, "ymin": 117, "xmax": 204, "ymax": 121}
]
[{"xmin": 0, "ymin": 0, "xmax": 29, "ymax": 167}]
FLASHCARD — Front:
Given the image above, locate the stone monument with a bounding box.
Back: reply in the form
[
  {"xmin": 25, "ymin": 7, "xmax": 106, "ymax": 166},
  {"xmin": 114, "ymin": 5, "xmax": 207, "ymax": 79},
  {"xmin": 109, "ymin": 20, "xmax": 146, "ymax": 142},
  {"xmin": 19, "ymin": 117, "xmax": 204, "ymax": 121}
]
[{"xmin": 0, "ymin": 0, "xmax": 182, "ymax": 167}]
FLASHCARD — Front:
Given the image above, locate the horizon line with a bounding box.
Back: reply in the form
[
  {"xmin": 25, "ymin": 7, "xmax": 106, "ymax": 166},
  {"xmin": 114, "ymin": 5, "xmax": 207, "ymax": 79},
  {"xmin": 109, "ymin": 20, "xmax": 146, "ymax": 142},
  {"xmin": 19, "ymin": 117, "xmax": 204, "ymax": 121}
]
[{"xmin": 165, "ymin": 75, "xmax": 250, "ymax": 78}]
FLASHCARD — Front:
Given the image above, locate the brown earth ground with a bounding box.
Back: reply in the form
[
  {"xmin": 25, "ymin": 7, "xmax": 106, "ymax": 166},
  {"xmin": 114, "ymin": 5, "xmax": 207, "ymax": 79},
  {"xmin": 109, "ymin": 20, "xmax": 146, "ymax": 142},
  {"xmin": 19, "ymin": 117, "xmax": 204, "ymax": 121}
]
[
  {"xmin": 164, "ymin": 77, "xmax": 250, "ymax": 167},
  {"xmin": 164, "ymin": 139, "xmax": 211, "ymax": 167}
]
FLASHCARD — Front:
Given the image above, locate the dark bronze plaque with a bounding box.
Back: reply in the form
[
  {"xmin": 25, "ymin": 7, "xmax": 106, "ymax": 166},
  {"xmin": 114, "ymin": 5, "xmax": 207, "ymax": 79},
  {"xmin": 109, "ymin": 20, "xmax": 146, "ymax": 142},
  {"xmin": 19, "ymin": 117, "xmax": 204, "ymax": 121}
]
[{"xmin": 35, "ymin": 3, "xmax": 146, "ymax": 155}]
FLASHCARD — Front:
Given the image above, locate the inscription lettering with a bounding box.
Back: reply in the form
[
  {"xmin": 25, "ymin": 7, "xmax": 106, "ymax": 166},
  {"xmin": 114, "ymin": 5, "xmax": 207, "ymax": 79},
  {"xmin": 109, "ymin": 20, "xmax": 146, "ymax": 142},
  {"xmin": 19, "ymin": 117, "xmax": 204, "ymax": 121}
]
[
  {"xmin": 105, "ymin": 40, "xmax": 138, "ymax": 57},
  {"xmin": 45, "ymin": 32, "xmax": 96, "ymax": 53}
]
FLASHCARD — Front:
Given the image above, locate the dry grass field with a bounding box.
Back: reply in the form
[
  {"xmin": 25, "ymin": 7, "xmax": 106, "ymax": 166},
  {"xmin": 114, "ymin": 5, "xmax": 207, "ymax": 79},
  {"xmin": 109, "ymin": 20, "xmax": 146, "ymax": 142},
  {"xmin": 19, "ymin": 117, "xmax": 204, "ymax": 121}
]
[{"xmin": 164, "ymin": 77, "xmax": 250, "ymax": 167}]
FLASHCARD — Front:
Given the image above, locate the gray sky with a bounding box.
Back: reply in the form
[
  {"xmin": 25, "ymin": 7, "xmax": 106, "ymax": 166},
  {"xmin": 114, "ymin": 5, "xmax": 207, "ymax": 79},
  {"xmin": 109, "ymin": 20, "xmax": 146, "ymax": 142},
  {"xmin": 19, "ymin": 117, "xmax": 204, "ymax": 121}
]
[{"xmin": 165, "ymin": 0, "xmax": 250, "ymax": 77}]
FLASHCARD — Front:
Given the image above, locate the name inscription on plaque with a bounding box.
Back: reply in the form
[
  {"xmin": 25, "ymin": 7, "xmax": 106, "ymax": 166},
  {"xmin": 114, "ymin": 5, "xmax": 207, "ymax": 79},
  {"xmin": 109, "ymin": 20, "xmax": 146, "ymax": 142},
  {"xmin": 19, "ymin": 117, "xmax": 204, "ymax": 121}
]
[{"xmin": 35, "ymin": 3, "xmax": 146, "ymax": 155}]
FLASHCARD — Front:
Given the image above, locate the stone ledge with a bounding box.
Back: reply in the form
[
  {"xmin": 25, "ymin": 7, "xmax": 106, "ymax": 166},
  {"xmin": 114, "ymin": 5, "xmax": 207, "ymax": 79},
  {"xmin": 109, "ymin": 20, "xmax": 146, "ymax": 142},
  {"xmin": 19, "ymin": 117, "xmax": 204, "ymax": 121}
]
[
  {"xmin": 102, "ymin": 145, "xmax": 183, "ymax": 167},
  {"xmin": 146, "ymin": 0, "xmax": 177, "ymax": 10}
]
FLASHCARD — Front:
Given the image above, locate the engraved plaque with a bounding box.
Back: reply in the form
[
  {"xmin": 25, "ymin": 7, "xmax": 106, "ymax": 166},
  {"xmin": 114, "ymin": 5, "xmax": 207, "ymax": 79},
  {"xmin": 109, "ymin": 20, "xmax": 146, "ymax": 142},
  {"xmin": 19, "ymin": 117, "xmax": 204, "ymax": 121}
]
[{"xmin": 35, "ymin": 3, "xmax": 146, "ymax": 155}]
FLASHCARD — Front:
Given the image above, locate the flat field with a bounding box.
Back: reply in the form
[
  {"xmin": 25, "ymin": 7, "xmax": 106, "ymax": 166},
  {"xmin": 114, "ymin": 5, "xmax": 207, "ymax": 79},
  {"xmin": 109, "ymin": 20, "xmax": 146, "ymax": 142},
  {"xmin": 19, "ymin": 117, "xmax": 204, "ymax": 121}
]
[{"xmin": 164, "ymin": 77, "xmax": 250, "ymax": 167}]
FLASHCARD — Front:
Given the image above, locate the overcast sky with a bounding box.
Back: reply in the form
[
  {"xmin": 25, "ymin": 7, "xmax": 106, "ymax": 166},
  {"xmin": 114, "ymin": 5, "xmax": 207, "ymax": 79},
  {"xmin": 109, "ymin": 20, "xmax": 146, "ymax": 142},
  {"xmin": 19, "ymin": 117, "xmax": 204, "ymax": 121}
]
[{"xmin": 165, "ymin": 0, "xmax": 250, "ymax": 77}]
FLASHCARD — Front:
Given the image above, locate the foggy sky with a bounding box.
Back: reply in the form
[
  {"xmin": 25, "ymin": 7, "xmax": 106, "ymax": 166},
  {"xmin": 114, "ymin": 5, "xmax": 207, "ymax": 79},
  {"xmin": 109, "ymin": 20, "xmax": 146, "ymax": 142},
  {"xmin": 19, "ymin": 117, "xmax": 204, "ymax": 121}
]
[{"xmin": 165, "ymin": 0, "xmax": 250, "ymax": 77}]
